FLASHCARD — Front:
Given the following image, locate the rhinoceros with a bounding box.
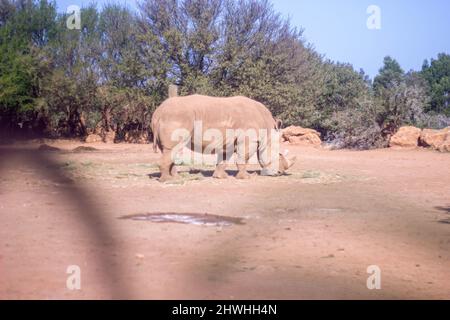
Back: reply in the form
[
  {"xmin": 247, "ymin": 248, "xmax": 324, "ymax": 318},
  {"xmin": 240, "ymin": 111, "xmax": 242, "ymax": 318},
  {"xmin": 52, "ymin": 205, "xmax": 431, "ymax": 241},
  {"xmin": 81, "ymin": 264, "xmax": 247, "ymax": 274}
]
[{"xmin": 151, "ymin": 94, "xmax": 296, "ymax": 182}]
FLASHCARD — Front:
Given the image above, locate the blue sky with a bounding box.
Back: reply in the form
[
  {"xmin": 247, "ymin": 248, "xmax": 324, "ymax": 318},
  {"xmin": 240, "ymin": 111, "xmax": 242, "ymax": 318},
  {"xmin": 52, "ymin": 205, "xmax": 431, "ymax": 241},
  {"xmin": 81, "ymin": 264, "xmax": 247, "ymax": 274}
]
[{"xmin": 55, "ymin": 0, "xmax": 450, "ymax": 79}]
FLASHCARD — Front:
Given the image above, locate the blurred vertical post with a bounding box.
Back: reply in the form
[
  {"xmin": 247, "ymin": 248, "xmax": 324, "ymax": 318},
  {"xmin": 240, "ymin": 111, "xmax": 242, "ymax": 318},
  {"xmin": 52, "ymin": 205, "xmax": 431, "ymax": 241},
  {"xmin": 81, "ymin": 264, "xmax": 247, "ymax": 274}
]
[{"xmin": 169, "ymin": 84, "xmax": 178, "ymax": 98}]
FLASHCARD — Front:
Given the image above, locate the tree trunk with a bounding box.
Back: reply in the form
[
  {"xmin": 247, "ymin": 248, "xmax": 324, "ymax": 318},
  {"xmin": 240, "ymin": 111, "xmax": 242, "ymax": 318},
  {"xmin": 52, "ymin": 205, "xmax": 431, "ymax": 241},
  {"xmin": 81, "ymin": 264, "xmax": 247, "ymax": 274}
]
[{"xmin": 102, "ymin": 106, "xmax": 112, "ymax": 132}]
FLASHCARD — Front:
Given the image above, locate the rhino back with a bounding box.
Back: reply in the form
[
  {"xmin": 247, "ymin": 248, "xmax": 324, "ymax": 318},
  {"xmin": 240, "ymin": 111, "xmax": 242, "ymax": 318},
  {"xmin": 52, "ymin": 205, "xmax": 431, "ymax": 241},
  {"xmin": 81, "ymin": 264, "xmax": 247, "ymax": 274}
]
[{"xmin": 155, "ymin": 95, "xmax": 275, "ymax": 130}]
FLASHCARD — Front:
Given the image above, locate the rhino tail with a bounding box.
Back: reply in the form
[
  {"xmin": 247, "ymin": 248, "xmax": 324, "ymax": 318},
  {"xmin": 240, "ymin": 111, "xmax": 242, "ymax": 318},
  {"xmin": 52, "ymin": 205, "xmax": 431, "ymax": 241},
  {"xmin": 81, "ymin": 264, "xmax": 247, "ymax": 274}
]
[
  {"xmin": 275, "ymin": 118, "xmax": 283, "ymax": 131},
  {"xmin": 152, "ymin": 133, "xmax": 158, "ymax": 153},
  {"xmin": 152, "ymin": 121, "xmax": 160, "ymax": 153}
]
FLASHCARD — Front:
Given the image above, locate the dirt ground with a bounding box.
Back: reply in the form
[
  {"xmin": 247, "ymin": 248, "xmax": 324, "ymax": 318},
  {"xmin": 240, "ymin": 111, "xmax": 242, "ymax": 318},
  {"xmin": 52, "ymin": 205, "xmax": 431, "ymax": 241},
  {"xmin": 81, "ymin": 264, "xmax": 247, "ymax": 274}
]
[{"xmin": 0, "ymin": 139, "xmax": 449, "ymax": 299}]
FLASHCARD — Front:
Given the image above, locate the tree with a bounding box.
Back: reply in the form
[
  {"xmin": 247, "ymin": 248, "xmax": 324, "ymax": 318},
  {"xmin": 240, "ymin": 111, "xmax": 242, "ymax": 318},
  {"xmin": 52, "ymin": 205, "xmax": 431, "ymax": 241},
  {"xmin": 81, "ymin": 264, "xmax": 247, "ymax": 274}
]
[
  {"xmin": 372, "ymin": 57, "xmax": 428, "ymax": 135},
  {"xmin": 375, "ymin": 72, "xmax": 428, "ymax": 134},
  {"xmin": 373, "ymin": 56, "xmax": 404, "ymax": 92},
  {"xmin": 0, "ymin": 0, "xmax": 448, "ymax": 149},
  {"xmin": 0, "ymin": 0, "xmax": 57, "ymax": 137},
  {"xmin": 96, "ymin": 4, "xmax": 154, "ymax": 137},
  {"xmin": 42, "ymin": 4, "xmax": 101, "ymax": 137},
  {"xmin": 213, "ymin": 0, "xmax": 309, "ymax": 116},
  {"xmin": 138, "ymin": 0, "xmax": 222, "ymax": 94},
  {"xmin": 421, "ymin": 53, "xmax": 450, "ymax": 115}
]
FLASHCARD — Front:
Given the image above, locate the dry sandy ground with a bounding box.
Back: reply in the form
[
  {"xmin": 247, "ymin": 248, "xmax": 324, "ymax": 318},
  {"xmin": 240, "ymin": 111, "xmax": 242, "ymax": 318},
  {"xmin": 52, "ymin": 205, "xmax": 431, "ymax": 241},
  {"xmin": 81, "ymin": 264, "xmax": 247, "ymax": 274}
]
[{"xmin": 0, "ymin": 140, "xmax": 449, "ymax": 299}]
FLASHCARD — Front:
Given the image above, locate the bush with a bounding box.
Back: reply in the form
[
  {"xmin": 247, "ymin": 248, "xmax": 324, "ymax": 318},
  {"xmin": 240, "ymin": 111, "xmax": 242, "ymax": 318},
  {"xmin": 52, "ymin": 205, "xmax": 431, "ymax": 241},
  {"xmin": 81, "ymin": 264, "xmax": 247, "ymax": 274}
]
[
  {"xmin": 324, "ymin": 101, "xmax": 387, "ymax": 150},
  {"xmin": 0, "ymin": 0, "xmax": 448, "ymax": 149}
]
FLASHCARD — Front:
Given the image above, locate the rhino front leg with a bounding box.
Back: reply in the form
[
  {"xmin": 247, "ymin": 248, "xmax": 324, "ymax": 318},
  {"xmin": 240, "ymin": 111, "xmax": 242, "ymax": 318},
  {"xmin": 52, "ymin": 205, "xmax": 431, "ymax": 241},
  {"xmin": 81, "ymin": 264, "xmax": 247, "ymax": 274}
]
[
  {"xmin": 236, "ymin": 164, "xmax": 251, "ymax": 179},
  {"xmin": 235, "ymin": 140, "xmax": 257, "ymax": 179},
  {"xmin": 213, "ymin": 163, "xmax": 229, "ymax": 179},
  {"xmin": 213, "ymin": 152, "xmax": 231, "ymax": 179}
]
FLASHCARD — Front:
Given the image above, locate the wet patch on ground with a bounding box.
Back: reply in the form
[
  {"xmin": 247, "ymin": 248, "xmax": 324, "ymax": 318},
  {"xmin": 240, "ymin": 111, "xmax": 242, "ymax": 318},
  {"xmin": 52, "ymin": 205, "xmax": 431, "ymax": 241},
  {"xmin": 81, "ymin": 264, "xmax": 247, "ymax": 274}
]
[
  {"xmin": 72, "ymin": 146, "xmax": 99, "ymax": 153},
  {"xmin": 118, "ymin": 212, "xmax": 245, "ymax": 227},
  {"xmin": 280, "ymin": 170, "xmax": 371, "ymax": 184}
]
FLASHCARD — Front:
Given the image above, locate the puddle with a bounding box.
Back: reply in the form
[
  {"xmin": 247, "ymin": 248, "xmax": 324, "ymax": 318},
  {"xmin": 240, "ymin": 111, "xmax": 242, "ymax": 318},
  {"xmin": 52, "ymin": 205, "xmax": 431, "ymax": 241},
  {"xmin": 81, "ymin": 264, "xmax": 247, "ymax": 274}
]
[
  {"xmin": 72, "ymin": 146, "xmax": 98, "ymax": 153},
  {"xmin": 316, "ymin": 208, "xmax": 342, "ymax": 214},
  {"xmin": 119, "ymin": 213, "xmax": 245, "ymax": 227}
]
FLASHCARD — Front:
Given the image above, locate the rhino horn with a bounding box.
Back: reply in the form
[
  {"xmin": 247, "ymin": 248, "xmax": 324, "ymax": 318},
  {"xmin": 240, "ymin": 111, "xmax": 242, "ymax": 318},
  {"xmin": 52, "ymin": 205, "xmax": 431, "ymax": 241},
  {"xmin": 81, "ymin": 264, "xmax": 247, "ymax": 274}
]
[{"xmin": 287, "ymin": 156, "xmax": 296, "ymax": 169}]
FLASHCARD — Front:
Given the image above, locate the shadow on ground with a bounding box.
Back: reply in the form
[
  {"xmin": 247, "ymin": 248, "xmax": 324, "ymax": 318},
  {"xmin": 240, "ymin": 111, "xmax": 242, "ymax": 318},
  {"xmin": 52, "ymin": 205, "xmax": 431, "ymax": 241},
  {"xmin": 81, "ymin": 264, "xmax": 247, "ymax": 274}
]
[
  {"xmin": 0, "ymin": 148, "xmax": 131, "ymax": 299},
  {"xmin": 147, "ymin": 168, "xmax": 292, "ymax": 180},
  {"xmin": 435, "ymin": 206, "xmax": 450, "ymax": 224}
]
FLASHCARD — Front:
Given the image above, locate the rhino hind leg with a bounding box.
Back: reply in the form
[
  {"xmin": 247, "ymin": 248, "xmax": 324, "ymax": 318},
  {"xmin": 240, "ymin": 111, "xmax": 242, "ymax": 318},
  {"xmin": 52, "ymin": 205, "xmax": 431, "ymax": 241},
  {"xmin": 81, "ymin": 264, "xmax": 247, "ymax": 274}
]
[
  {"xmin": 236, "ymin": 164, "xmax": 252, "ymax": 179},
  {"xmin": 159, "ymin": 149, "xmax": 175, "ymax": 182},
  {"xmin": 213, "ymin": 163, "xmax": 229, "ymax": 179},
  {"xmin": 213, "ymin": 152, "xmax": 231, "ymax": 179},
  {"xmin": 170, "ymin": 164, "xmax": 178, "ymax": 177},
  {"xmin": 235, "ymin": 141, "xmax": 257, "ymax": 179}
]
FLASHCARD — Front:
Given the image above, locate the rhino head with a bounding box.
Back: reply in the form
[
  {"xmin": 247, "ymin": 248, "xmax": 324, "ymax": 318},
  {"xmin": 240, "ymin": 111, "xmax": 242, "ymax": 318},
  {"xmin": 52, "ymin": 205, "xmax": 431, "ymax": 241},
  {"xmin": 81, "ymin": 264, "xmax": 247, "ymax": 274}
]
[{"xmin": 260, "ymin": 151, "xmax": 296, "ymax": 176}]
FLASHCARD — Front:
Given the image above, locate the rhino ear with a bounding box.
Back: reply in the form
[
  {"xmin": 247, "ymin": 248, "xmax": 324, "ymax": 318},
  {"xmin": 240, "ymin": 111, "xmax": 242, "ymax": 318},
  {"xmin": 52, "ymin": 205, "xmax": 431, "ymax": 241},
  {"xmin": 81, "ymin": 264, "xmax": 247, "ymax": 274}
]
[{"xmin": 275, "ymin": 118, "xmax": 283, "ymax": 131}]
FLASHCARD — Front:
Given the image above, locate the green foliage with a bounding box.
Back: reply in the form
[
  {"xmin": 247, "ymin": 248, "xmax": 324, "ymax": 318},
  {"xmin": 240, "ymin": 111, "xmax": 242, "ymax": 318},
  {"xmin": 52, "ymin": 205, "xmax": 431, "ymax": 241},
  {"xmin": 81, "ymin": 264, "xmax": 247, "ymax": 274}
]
[
  {"xmin": 0, "ymin": 0, "xmax": 56, "ymax": 135},
  {"xmin": 373, "ymin": 56, "xmax": 404, "ymax": 91},
  {"xmin": 421, "ymin": 53, "xmax": 450, "ymax": 115},
  {"xmin": 372, "ymin": 58, "xmax": 429, "ymax": 136},
  {"xmin": 0, "ymin": 0, "xmax": 449, "ymax": 148}
]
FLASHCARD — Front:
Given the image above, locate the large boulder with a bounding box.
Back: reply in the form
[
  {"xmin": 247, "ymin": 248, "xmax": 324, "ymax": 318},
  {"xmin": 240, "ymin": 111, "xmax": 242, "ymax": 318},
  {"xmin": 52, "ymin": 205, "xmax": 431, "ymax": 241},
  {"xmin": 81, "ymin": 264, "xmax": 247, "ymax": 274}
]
[
  {"xmin": 420, "ymin": 127, "xmax": 450, "ymax": 151},
  {"xmin": 85, "ymin": 134, "xmax": 102, "ymax": 143},
  {"xmin": 436, "ymin": 128, "xmax": 450, "ymax": 153},
  {"xmin": 438, "ymin": 138, "xmax": 450, "ymax": 152},
  {"xmin": 287, "ymin": 133, "xmax": 322, "ymax": 146},
  {"xmin": 37, "ymin": 144, "xmax": 61, "ymax": 152},
  {"xmin": 282, "ymin": 126, "xmax": 322, "ymax": 146},
  {"xmin": 389, "ymin": 126, "xmax": 422, "ymax": 148}
]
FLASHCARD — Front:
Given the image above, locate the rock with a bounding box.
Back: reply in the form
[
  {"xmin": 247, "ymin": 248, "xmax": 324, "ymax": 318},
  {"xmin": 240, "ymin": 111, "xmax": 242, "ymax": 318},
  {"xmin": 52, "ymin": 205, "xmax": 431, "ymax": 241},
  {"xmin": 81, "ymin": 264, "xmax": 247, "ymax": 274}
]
[
  {"xmin": 420, "ymin": 127, "xmax": 450, "ymax": 149},
  {"xmin": 438, "ymin": 136, "xmax": 450, "ymax": 153},
  {"xmin": 85, "ymin": 134, "xmax": 102, "ymax": 143},
  {"xmin": 37, "ymin": 144, "xmax": 61, "ymax": 152},
  {"xmin": 288, "ymin": 133, "xmax": 322, "ymax": 146},
  {"xmin": 389, "ymin": 126, "xmax": 422, "ymax": 148},
  {"xmin": 282, "ymin": 126, "xmax": 322, "ymax": 146},
  {"xmin": 283, "ymin": 126, "xmax": 321, "ymax": 139},
  {"xmin": 103, "ymin": 130, "xmax": 116, "ymax": 144},
  {"xmin": 419, "ymin": 127, "xmax": 450, "ymax": 152}
]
